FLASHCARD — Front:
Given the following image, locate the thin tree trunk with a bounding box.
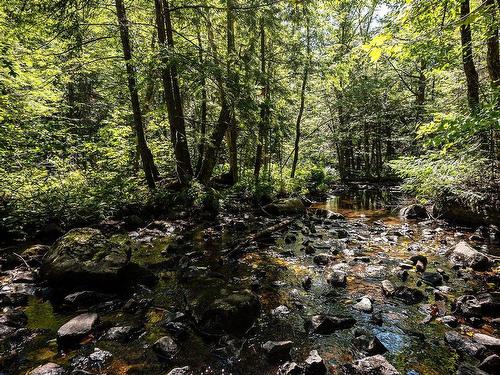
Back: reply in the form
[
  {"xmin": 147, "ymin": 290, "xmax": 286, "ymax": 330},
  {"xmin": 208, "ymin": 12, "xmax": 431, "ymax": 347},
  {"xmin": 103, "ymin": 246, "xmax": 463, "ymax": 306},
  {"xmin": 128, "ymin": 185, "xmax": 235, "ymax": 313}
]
[
  {"xmin": 115, "ymin": 0, "xmax": 156, "ymax": 189},
  {"xmin": 460, "ymin": 0, "xmax": 480, "ymax": 112},
  {"xmin": 415, "ymin": 60, "xmax": 426, "ymax": 120},
  {"xmin": 154, "ymin": 0, "xmax": 193, "ymax": 184},
  {"xmin": 255, "ymin": 21, "xmax": 269, "ymax": 181},
  {"xmin": 195, "ymin": 30, "xmax": 208, "ymax": 175},
  {"xmin": 290, "ymin": 20, "xmax": 310, "ymax": 179},
  {"xmin": 485, "ymin": 0, "xmax": 500, "ymax": 96}
]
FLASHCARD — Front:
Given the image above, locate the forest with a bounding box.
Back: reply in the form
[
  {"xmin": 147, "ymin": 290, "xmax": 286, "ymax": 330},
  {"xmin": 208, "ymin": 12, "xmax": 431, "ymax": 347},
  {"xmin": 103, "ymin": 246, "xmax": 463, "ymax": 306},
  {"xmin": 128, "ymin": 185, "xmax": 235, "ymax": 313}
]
[{"xmin": 0, "ymin": 0, "xmax": 499, "ymax": 374}]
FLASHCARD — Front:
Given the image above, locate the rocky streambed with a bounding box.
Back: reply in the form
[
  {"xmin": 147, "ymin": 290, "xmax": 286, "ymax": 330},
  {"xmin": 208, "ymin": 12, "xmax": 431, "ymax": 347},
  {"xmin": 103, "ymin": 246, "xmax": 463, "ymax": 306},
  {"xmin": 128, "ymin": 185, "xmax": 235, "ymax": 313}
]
[{"xmin": 1, "ymin": 188, "xmax": 499, "ymax": 375}]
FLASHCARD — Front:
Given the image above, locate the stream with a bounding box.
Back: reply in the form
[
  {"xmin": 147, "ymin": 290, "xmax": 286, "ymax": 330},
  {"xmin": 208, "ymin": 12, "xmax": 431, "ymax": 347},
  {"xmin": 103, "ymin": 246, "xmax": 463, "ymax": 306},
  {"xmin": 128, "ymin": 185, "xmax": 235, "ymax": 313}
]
[{"xmin": 1, "ymin": 187, "xmax": 499, "ymax": 375}]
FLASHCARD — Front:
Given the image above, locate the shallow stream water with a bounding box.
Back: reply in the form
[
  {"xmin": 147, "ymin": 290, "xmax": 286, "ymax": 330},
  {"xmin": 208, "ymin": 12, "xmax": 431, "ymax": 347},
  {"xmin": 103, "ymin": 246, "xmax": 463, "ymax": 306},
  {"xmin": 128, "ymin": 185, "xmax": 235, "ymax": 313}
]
[{"xmin": 4, "ymin": 188, "xmax": 499, "ymax": 375}]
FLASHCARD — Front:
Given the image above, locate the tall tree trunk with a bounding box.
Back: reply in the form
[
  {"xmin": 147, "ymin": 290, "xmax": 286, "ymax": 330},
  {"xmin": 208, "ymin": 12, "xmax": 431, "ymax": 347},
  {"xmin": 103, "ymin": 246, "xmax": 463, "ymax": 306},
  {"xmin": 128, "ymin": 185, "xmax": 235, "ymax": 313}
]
[
  {"xmin": 255, "ymin": 21, "xmax": 269, "ymax": 182},
  {"xmin": 115, "ymin": 0, "xmax": 156, "ymax": 189},
  {"xmin": 290, "ymin": 20, "xmax": 310, "ymax": 179},
  {"xmin": 197, "ymin": 1, "xmax": 236, "ymax": 184},
  {"xmin": 154, "ymin": 0, "xmax": 193, "ymax": 184},
  {"xmin": 485, "ymin": 0, "xmax": 500, "ymax": 97},
  {"xmin": 195, "ymin": 30, "xmax": 208, "ymax": 175},
  {"xmin": 225, "ymin": 0, "xmax": 238, "ymax": 184},
  {"xmin": 460, "ymin": 0, "xmax": 480, "ymax": 112},
  {"xmin": 415, "ymin": 60, "xmax": 426, "ymax": 120}
]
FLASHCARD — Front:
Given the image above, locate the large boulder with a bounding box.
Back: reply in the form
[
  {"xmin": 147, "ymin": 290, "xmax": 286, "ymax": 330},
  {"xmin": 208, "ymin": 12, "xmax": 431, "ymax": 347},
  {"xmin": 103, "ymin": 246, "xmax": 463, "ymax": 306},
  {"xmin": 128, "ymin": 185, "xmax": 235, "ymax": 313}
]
[
  {"xmin": 57, "ymin": 313, "xmax": 99, "ymax": 348},
  {"xmin": 263, "ymin": 198, "xmax": 306, "ymax": 215},
  {"xmin": 449, "ymin": 241, "xmax": 492, "ymax": 271},
  {"xmin": 41, "ymin": 228, "xmax": 131, "ymax": 288},
  {"xmin": 347, "ymin": 355, "xmax": 400, "ymax": 375},
  {"xmin": 399, "ymin": 204, "xmax": 427, "ymax": 220},
  {"xmin": 198, "ymin": 290, "xmax": 261, "ymax": 336}
]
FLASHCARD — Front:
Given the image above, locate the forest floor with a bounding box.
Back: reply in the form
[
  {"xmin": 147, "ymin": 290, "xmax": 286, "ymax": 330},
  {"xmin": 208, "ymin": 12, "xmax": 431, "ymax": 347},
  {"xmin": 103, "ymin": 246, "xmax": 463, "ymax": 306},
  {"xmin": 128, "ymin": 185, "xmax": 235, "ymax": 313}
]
[{"xmin": 0, "ymin": 186, "xmax": 499, "ymax": 375}]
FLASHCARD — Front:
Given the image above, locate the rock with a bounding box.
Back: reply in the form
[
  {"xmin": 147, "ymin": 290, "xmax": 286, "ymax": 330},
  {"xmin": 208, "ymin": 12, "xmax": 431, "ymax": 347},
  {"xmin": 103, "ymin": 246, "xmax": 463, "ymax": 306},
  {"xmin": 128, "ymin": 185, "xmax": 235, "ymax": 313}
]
[
  {"xmin": 63, "ymin": 291, "xmax": 114, "ymax": 308},
  {"xmin": 153, "ymin": 335, "xmax": 178, "ymax": 361},
  {"xmin": 421, "ymin": 272, "xmax": 443, "ymax": 287},
  {"xmin": 445, "ymin": 331, "xmax": 486, "ymax": 358},
  {"xmin": 103, "ymin": 326, "xmax": 134, "ymax": 342},
  {"xmin": 262, "ymin": 340, "xmax": 294, "ymax": 362},
  {"xmin": 313, "ymin": 253, "xmax": 334, "ymax": 266},
  {"xmin": 438, "ymin": 315, "xmax": 458, "ymax": 327},
  {"xmin": 57, "ymin": 313, "xmax": 99, "ymax": 348},
  {"xmin": 353, "ymin": 297, "xmax": 373, "ymax": 313},
  {"xmin": 457, "ymin": 363, "xmax": 489, "ymax": 375},
  {"xmin": 41, "ymin": 228, "xmax": 131, "ymax": 288},
  {"xmin": 166, "ymin": 367, "xmax": 191, "ymax": 375},
  {"xmin": 348, "ymin": 355, "xmax": 400, "ymax": 375},
  {"xmin": 353, "ymin": 330, "xmax": 387, "ymax": 355},
  {"xmin": 309, "ymin": 315, "xmax": 355, "ymax": 334},
  {"xmin": 72, "ymin": 348, "xmax": 113, "ymax": 371},
  {"xmin": 0, "ymin": 283, "xmax": 36, "ymax": 306},
  {"xmin": 473, "ymin": 333, "xmax": 500, "ymax": 351},
  {"xmin": 302, "ymin": 276, "xmax": 312, "ymax": 291},
  {"xmin": 393, "ymin": 286, "xmax": 425, "ymax": 305},
  {"xmin": 449, "ymin": 241, "xmax": 491, "ymax": 271},
  {"xmin": 0, "ymin": 308, "xmax": 27, "ymax": 328},
  {"xmin": 304, "ymin": 350, "xmax": 327, "ymax": 375},
  {"xmin": 278, "ymin": 361, "xmax": 303, "ymax": 375},
  {"xmin": 400, "ymin": 204, "xmax": 427, "ymax": 220},
  {"xmin": 381, "ymin": 280, "xmax": 395, "ymax": 296},
  {"xmin": 28, "ymin": 362, "xmax": 65, "ymax": 375},
  {"xmin": 264, "ymin": 198, "xmax": 306, "ymax": 215},
  {"xmin": 327, "ymin": 271, "xmax": 347, "ymax": 287},
  {"xmin": 199, "ymin": 290, "xmax": 261, "ymax": 335},
  {"xmin": 454, "ymin": 293, "xmax": 500, "ymax": 318},
  {"xmin": 478, "ymin": 354, "xmax": 500, "ymax": 373}
]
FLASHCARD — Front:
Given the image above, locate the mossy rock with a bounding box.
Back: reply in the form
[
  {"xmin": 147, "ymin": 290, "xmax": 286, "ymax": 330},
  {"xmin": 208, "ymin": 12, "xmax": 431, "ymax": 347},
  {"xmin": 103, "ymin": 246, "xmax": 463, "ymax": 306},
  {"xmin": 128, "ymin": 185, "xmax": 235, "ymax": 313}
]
[
  {"xmin": 263, "ymin": 198, "xmax": 306, "ymax": 215},
  {"xmin": 41, "ymin": 228, "xmax": 131, "ymax": 289}
]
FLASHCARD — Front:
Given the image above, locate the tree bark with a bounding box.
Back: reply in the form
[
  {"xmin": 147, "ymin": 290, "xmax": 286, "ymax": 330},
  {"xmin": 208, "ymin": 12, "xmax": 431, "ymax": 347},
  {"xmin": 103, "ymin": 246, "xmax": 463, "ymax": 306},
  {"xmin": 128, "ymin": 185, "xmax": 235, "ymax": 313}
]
[
  {"xmin": 460, "ymin": 0, "xmax": 480, "ymax": 112},
  {"xmin": 115, "ymin": 0, "xmax": 156, "ymax": 189},
  {"xmin": 290, "ymin": 20, "xmax": 310, "ymax": 179},
  {"xmin": 195, "ymin": 30, "xmax": 208, "ymax": 175},
  {"xmin": 485, "ymin": 0, "xmax": 500, "ymax": 97},
  {"xmin": 154, "ymin": 0, "xmax": 193, "ymax": 184},
  {"xmin": 254, "ymin": 21, "xmax": 269, "ymax": 182}
]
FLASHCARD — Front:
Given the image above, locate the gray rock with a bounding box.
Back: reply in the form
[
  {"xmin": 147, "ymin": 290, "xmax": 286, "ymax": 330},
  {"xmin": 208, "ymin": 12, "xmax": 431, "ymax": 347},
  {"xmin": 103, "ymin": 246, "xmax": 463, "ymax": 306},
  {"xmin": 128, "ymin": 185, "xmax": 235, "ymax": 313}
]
[
  {"xmin": 103, "ymin": 326, "xmax": 134, "ymax": 341},
  {"xmin": 166, "ymin": 367, "xmax": 191, "ymax": 375},
  {"xmin": 309, "ymin": 315, "xmax": 355, "ymax": 334},
  {"xmin": 454, "ymin": 293, "xmax": 500, "ymax": 318},
  {"xmin": 41, "ymin": 228, "xmax": 131, "ymax": 288},
  {"xmin": 313, "ymin": 253, "xmax": 334, "ymax": 266},
  {"xmin": 262, "ymin": 340, "xmax": 294, "ymax": 361},
  {"xmin": 457, "ymin": 363, "xmax": 489, "ymax": 375},
  {"xmin": 353, "ymin": 330, "xmax": 387, "ymax": 355},
  {"xmin": 392, "ymin": 286, "xmax": 425, "ymax": 305},
  {"xmin": 327, "ymin": 270, "xmax": 346, "ymax": 287},
  {"xmin": 473, "ymin": 333, "xmax": 500, "ymax": 351},
  {"xmin": 153, "ymin": 335, "xmax": 178, "ymax": 360},
  {"xmin": 478, "ymin": 354, "xmax": 500, "ymax": 373},
  {"xmin": 304, "ymin": 350, "xmax": 327, "ymax": 375},
  {"xmin": 449, "ymin": 241, "xmax": 491, "ymax": 271},
  {"xmin": 381, "ymin": 280, "xmax": 395, "ymax": 296},
  {"xmin": 348, "ymin": 355, "xmax": 400, "ymax": 375},
  {"xmin": 278, "ymin": 361, "xmax": 303, "ymax": 375},
  {"xmin": 198, "ymin": 290, "xmax": 261, "ymax": 335},
  {"xmin": 353, "ymin": 297, "xmax": 373, "ymax": 313},
  {"xmin": 445, "ymin": 331, "xmax": 486, "ymax": 358},
  {"xmin": 400, "ymin": 204, "xmax": 427, "ymax": 220},
  {"xmin": 264, "ymin": 198, "xmax": 306, "ymax": 215},
  {"xmin": 28, "ymin": 362, "xmax": 65, "ymax": 375},
  {"xmin": 71, "ymin": 348, "xmax": 112, "ymax": 371},
  {"xmin": 421, "ymin": 272, "xmax": 443, "ymax": 287},
  {"xmin": 57, "ymin": 313, "xmax": 99, "ymax": 348}
]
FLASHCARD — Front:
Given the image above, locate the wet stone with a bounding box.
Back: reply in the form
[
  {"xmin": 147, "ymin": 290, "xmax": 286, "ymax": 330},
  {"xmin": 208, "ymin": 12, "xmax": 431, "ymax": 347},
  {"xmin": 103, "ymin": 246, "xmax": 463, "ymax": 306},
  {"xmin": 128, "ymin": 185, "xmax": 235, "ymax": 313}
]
[
  {"xmin": 103, "ymin": 326, "xmax": 134, "ymax": 342},
  {"xmin": 262, "ymin": 340, "xmax": 294, "ymax": 362},
  {"xmin": 445, "ymin": 331, "xmax": 486, "ymax": 359},
  {"xmin": 313, "ymin": 253, "xmax": 334, "ymax": 266},
  {"xmin": 393, "ymin": 286, "xmax": 425, "ymax": 305},
  {"xmin": 0, "ymin": 308, "xmax": 27, "ymax": 328},
  {"xmin": 72, "ymin": 348, "xmax": 113, "ymax": 371},
  {"xmin": 457, "ymin": 363, "xmax": 489, "ymax": 375},
  {"xmin": 28, "ymin": 362, "xmax": 65, "ymax": 375},
  {"xmin": 57, "ymin": 313, "xmax": 99, "ymax": 348},
  {"xmin": 166, "ymin": 367, "xmax": 191, "ymax": 375},
  {"xmin": 449, "ymin": 241, "xmax": 491, "ymax": 271},
  {"xmin": 304, "ymin": 350, "xmax": 327, "ymax": 375},
  {"xmin": 381, "ymin": 280, "xmax": 395, "ymax": 296},
  {"xmin": 353, "ymin": 297, "xmax": 373, "ymax": 313},
  {"xmin": 347, "ymin": 355, "xmax": 400, "ymax": 375},
  {"xmin": 353, "ymin": 330, "xmax": 387, "ymax": 355},
  {"xmin": 309, "ymin": 315, "xmax": 356, "ymax": 334},
  {"xmin": 153, "ymin": 335, "xmax": 178, "ymax": 361},
  {"xmin": 473, "ymin": 333, "xmax": 500, "ymax": 351},
  {"xmin": 327, "ymin": 270, "xmax": 347, "ymax": 287},
  {"xmin": 278, "ymin": 361, "xmax": 303, "ymax": 375},
  {"xmin": 478, "ymin": 354, "xmax": 500, "ymax": 373},
  {"xmin": 421, "ymin": 272, "xmax": 443, "ymax": 287}
]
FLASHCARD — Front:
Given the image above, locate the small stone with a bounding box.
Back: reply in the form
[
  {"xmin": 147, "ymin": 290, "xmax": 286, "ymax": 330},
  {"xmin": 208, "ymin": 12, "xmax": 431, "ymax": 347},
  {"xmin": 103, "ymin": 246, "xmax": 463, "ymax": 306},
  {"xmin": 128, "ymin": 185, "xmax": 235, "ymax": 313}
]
[
  {"xmin": 478, "ymin": 354, "xmax": 500, "ymax": 373},
  {"xmin": 353, "ymin": 297, "xmax": 373, "ymax": 313},
  {"xmin": 421, "ymin": 272, "xmax": 443, "ymax": 287},
  {"xmin": 327, "ymin": 271, "xmax": 347, "ymax": 287},
  {"xmin": 439, "ymin": 315, "xmax": 458, "ymax": 328},
  {"xmin": 262, "ymin": 340, "xmax": 294, "ymax": 361},
  {"xmin": 473, "ymin": 333, "xmax": 500, "ymax": 351},
  {"xmin": 313, "ymin": 253, "xmax": 334, "ymax": 266},
  {"xmin": 347, "ymin": 355, "xmax": 400, "ymax": 374},
  {"xmin": 153, "ymin": 335, "xmax": 178, "ymax": 360},
  {"xmin": 381, "ymin": 280, "xmax": 395, "ymax": 296},
  {"xmin": 166, "ymin": 367, "xmax": 191, "ymax": 375},
  {"xmin": 28, "ymin": 362, "xmax": 65, "ymax": 375},
  {"xmin": 304, "ymin": 350, "xmax": 327, "ymax": 375},
  {"xmin": 302, "ymin": 276, "xmax": 312, "ymax": 291},
  {"xmin": 57, "ymin": 313, "xmax": 99, "ymax": 348},
  {"xmin": 278, "ymin": 361, "xmax": 303, "ymax": 375},
  {"xmin": 309, "ymin": 315, "xmax": 355, "ymax": 334}
]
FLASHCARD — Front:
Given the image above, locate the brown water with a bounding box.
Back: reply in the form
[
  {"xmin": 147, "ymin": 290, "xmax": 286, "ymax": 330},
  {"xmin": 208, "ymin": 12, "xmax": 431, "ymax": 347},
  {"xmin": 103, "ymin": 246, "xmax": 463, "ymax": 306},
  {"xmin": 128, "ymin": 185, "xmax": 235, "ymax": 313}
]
[{"xmin": 10, "ymin": 189, "xmax": 499, "ymax": 374}]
